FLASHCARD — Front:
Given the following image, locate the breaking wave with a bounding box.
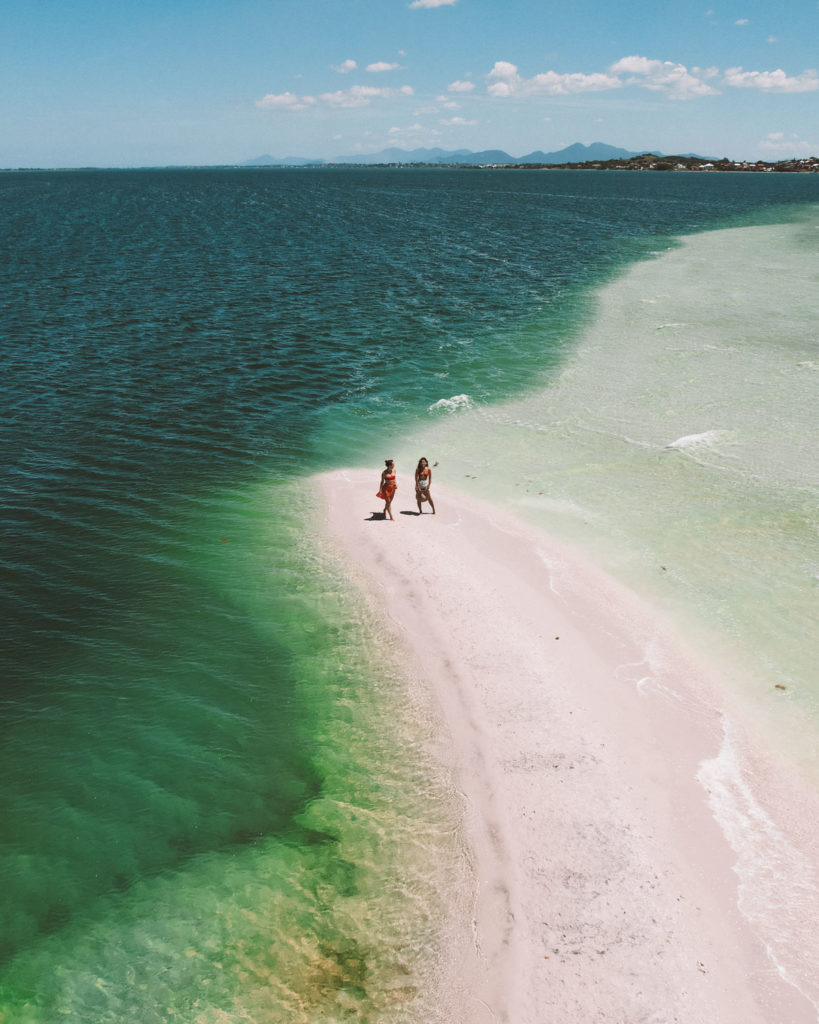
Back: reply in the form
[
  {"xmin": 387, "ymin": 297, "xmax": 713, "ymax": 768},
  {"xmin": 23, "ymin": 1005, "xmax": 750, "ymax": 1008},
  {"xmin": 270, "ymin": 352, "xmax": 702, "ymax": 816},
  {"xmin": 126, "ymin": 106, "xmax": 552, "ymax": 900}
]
[{"xmin": 428, "ymin": 394, "xmax": 474, "ymax": 414}]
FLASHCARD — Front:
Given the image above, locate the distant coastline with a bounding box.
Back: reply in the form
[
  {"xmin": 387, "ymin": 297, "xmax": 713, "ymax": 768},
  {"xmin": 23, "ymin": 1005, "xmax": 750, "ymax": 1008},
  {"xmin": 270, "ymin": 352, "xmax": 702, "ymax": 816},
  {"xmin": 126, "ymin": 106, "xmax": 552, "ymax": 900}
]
[
  {"xmin": 271, "ymin": 153, "xmax": 819, "ymax": 173},
  {"xmin": 488, "ymin": 153, "xmax": 819, "ymax": 173},
  {"xmin": 5, "ymin": 138, "xmax": 818, "ymax": 173},
  {"xmin": 4, "ymin": 154, "xmax": 818, "ymax": 173},
  {"xmin": 239, "ymin": 141, "xmax": 819, "ymax": 173}
]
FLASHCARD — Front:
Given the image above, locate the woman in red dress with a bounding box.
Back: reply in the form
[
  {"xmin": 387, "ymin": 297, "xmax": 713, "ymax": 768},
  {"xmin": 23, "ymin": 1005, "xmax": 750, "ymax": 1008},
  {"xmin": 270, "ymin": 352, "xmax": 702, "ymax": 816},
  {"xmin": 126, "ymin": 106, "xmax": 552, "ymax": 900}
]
[{"xmin": 376, "ymin": 459, "xmax": 397, "ymax": 521}]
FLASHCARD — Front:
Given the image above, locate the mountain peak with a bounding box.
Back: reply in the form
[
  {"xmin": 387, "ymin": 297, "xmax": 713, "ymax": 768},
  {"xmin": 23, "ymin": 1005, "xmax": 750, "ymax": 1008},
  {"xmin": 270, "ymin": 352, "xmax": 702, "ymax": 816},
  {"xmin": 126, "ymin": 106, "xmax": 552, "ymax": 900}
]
[{"xmin": 242, "ymin": 142, "xmax": 655, "ymax": 168}]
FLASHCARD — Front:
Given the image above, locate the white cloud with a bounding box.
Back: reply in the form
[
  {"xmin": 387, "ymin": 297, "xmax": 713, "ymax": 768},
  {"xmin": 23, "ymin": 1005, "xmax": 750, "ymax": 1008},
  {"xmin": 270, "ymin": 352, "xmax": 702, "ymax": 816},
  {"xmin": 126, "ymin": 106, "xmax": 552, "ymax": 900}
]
[
  {"xmin": 257, "ymin": 84, "xmax": 413, "ymax": 111},
  {"xmin": 759, "ymin": 132, "xmax": 817, "ymax": 154},
  {"xmin": 320, "ymin": 86, "xmax": 387, "ymax": 108},
  {"xmin": 332, "ymin": 59, "xmax": 358, "ymax": 74},
  {"xmin": 529, "ymin": 70, "xmax": 622, "ymax": 94},
  {"xmin": 387, "ymin": 123, "xmax": 442, "ymax": 145},
  {"xmin": 486, "ymin": 61, "xmax": 520, "ymax": 96},
  {"xmin": 367, "ymin": 61, "xmax": 401, "ymax": 72},
  {"xmin": 448, "ymin": 79, "xmax": 475, "ymax": 92},
  {"xmin": 440, "ymin": 116, "xmax": 478, "ymax": 125},
  {"xmin": 487, "ymin": 61, "xmax": 620, "ymax": 97},
  {"xmin": 735, "ymin": 18, "xmax": 749, "ymax": 25},
  {"xmin": 409, "ymin": 0, "xmax": 456, "ymax": 7},
  {"xmin": 319, "ymin": 84, "xmax": 414, "ymax": 107},
  {"xmin": 483, "ymin": 54, "xmax": 732, "ymax": 102},
  {"xmin": 610, "ymin": 55, "xmax": 655, "ymax": 76},
  {"xmin": 610, "ymin": 56, "xmax": 719, "ymax": 98},
  {"xmin": 485, "ymin": 55, "xmax": 819, "ymax": 101},
  {"xmin": 255, "ymin": 91, "xmax": 316, "ymax": 110},
  {"xmin": 724, "ymin": 66, "xmax": 819, "ymax": 92}
]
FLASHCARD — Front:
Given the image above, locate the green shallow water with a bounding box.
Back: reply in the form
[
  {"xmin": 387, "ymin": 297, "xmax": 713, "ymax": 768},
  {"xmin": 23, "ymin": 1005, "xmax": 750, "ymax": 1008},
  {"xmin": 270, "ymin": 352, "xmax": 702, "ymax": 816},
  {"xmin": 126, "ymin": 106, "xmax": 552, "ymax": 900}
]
[{"xmin": 0, "ymin": 480, "xmax": 464, "ymax": 1023}]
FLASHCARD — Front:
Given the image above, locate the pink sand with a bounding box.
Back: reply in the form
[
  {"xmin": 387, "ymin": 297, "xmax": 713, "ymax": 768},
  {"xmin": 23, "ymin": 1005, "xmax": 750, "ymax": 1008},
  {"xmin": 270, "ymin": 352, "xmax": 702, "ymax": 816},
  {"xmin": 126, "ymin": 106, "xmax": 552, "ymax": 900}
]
[{"xmin": 318, "ymin": 469, "xmax": 818, "ymax": 1023}]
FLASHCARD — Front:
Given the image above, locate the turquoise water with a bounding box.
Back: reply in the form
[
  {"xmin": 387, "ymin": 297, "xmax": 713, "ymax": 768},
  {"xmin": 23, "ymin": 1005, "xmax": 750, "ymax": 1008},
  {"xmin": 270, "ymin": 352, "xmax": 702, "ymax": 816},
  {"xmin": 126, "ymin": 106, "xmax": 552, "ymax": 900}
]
[{"xmin": 2, "ymin": 168, "xmax": 818, "ymax": 1020}]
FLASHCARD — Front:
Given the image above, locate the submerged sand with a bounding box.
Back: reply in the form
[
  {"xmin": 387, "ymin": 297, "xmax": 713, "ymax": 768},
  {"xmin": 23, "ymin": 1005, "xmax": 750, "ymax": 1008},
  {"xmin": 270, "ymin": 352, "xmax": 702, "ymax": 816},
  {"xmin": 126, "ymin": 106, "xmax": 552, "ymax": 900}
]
[{"xmin": 318, "ymin": 469, "xmax": 818, "ymax": 1024}]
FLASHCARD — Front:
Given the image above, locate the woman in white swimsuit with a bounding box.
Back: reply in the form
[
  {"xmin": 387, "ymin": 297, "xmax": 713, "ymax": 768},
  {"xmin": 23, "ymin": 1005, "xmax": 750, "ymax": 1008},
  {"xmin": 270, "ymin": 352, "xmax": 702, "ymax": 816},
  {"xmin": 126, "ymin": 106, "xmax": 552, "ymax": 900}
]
[{"xmin": 414, "ymin": 457, "xmax": 435, "ymax": 515}]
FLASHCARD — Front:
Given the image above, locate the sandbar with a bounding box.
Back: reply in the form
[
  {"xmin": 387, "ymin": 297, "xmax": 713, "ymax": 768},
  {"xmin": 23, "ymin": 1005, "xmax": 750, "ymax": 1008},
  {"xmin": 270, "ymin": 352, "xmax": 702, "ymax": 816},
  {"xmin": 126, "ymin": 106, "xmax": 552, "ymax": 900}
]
[{"xmin": 317, "ymin": 468, "xmax": 817, "ymax": 1023}]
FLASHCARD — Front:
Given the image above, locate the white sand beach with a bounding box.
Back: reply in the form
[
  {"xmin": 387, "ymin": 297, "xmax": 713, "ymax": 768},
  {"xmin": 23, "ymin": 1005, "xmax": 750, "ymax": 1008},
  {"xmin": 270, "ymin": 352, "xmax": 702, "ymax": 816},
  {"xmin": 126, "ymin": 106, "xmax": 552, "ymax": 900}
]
[{"xmin": 318, "ymin": 469, "xmax": 819, "ymax": 1024}]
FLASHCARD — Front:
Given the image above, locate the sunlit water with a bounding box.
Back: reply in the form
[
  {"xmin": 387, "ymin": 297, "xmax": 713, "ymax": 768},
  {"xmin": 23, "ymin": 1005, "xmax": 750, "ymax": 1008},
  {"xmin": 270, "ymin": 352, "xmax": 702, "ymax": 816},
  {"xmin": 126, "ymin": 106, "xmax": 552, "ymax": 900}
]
[{"xmin": 1, "ymin": 168, "xmax": 817, "ymax": 1020}]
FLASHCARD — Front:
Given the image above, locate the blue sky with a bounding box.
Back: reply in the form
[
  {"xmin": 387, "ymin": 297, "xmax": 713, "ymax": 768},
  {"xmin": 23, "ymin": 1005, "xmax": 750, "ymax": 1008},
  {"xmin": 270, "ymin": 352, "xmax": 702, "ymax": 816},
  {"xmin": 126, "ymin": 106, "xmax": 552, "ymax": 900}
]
[{"xmin": 1, "ymin": 0, "xmax": 817, "ymax": 166}]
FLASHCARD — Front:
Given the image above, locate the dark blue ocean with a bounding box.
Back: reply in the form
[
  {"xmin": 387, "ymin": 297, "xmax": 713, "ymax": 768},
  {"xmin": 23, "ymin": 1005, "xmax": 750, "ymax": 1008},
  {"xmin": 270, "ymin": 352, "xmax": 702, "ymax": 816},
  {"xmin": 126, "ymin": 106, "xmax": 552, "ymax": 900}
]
[{"xmin": 2, "ymin": 167, "xmax": 818, "ymax": 1021}]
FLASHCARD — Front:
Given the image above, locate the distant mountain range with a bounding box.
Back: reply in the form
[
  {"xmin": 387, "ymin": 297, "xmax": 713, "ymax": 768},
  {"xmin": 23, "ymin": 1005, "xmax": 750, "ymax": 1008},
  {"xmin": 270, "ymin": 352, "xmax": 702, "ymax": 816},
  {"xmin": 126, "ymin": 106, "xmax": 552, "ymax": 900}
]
[{"xmin": 243, "ymin": 142, "xmax": 651, "ymax": 167}]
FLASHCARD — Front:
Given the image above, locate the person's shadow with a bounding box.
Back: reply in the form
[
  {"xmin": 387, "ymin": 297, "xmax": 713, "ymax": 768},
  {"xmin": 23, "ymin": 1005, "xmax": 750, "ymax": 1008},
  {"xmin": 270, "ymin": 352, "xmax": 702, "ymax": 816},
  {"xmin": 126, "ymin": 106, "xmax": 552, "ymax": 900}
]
[{"xmin": 365, "ymin": 509, "xmax": 421, "ymax": 520}]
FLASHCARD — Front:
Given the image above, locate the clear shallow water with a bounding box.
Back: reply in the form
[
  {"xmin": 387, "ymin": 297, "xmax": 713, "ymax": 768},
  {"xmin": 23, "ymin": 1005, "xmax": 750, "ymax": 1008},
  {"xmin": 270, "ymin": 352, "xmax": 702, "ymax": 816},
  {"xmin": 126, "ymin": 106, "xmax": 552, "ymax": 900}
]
[
  {"xmin": 405, "ymin": 214, "xmax": 818, "ymax": 764},
  {"xmin": 2, "ymin": 167, "xmax": 818, "ymax": 1020},
  {"xmin": 1, "ymin": 480, "xmax": 465, "ymax": 1022}
]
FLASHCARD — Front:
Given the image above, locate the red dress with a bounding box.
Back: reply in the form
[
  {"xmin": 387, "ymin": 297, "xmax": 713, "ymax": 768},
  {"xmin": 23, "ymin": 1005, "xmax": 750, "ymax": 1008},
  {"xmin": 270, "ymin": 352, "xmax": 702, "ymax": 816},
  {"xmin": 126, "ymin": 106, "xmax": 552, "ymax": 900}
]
[{"xmin": 377, "ymin": 473, "xmax": 396, "ymax": 500}]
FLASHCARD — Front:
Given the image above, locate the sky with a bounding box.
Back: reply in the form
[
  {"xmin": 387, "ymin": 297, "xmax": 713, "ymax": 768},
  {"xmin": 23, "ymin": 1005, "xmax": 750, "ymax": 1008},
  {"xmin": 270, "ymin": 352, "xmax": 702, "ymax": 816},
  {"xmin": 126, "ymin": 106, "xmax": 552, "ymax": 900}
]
[{"xmin": 1, "ymin": 0, "xmax": 817, "ymax": 167}]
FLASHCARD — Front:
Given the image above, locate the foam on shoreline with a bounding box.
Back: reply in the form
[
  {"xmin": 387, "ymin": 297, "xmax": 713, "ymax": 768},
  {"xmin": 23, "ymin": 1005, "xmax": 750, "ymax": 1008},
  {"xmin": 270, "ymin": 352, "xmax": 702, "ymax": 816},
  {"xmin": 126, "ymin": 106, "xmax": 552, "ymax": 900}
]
[{"xmin": 317, "ymin": 469, "xmax": 819, "ymax": 1023}]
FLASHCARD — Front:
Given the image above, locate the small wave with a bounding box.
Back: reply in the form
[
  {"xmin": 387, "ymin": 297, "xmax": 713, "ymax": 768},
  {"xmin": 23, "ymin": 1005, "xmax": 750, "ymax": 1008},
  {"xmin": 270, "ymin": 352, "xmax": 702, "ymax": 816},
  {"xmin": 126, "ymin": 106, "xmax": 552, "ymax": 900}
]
[
  {"xmin": 427, "ymin": 394, "xmax": 473, "ymax": 414},
  {"xmin": 698, "ymin": 721, "xmax": 819, "ymax": 1012},
  {"xmin": 664, "ymin": 430, "xmax": 722, "ymax": 451}
]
